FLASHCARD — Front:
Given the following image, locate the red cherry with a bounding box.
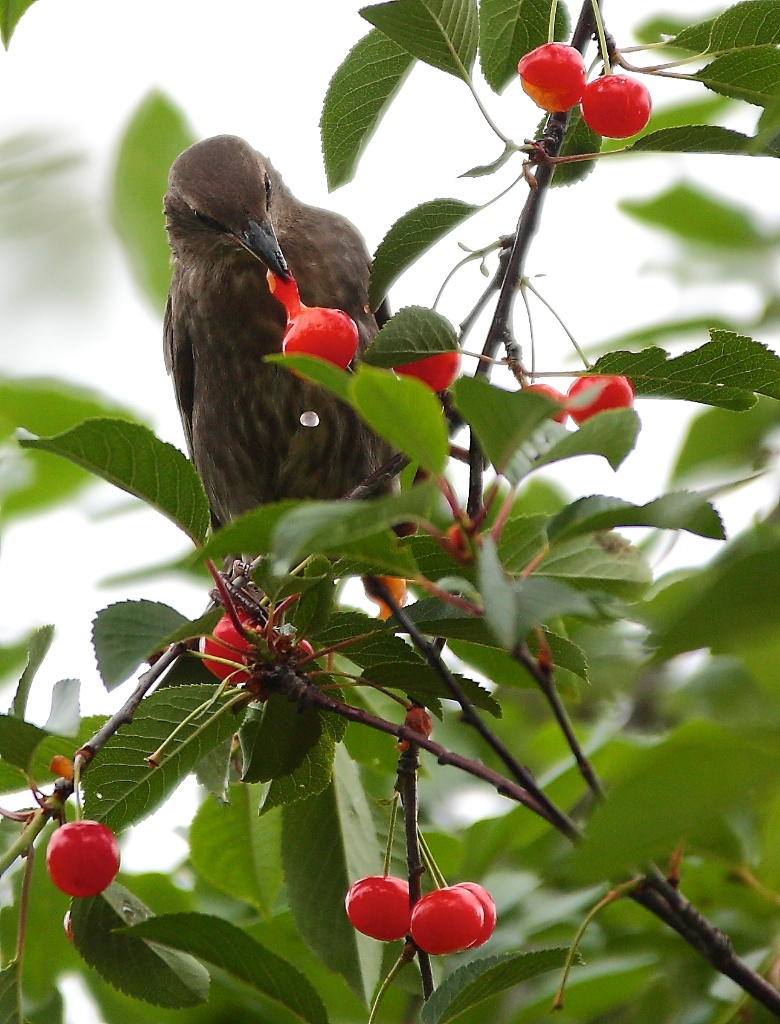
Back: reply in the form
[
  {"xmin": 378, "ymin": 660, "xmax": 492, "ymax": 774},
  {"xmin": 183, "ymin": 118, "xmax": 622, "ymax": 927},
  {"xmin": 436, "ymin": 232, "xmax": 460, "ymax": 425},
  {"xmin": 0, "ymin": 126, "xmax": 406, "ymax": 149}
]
[
  {"xmin": 525, "ymin": 383, "xmax": 568, "ymax": 424},
  {"xmin": 345, "ymin": 875, "xmax": 411, "ymax": 941},
  {"xmin": 452, "ymin": 883, "xmax": 497, "ymax": 947},
  {"xmin": 410, "ymin": 886, "xmax": 485, "ymax": 954},
  {"xmin": 297, "ymin": 639, "xmax": 314, "ymax": 657},
  {"xmin": 580, "ymin": 75, "xmax": 652, "ymax": 138},
  {"xmin": 283, "ymin": 307, "xmax": 359, "ymax": 369},
  {"xmin": 517, "ymin": 43, "xmax": 587, "ymax": 113},
  {"xmin": 566, "ymin": 375, "xmax": 634, "ymax": 424},
  {"xmin": 199, "ymin": 612, "xmax": 253, "ymax": 683},
  {"xmin": 267, "ymin": 270, "xmax": 302, "ymax": 320},
  {"xmin": 46, "ymin": 820, "xmax": 120, "ymax": 898},
  {"xmin": 394, "ymin": 351, "xmax": 461, "ymax": 391}
]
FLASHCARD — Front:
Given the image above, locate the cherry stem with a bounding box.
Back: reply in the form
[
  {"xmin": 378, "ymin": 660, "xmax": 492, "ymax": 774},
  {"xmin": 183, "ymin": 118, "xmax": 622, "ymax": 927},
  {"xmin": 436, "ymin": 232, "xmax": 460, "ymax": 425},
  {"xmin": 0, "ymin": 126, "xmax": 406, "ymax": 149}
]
[
  {"xmin": 553, "ymin": 878, "xmax": 639, "ymax": 1009},
  {"xmin": 522, "ymin": 277, "xmax": 591, "ymax": 368},
  {"xmin": 72, "ymin": 755, "xmax": 83, "ymax": 821},
  {"xmin": 205, "ymin": 558, "xmax": 250, "ymax": 639},
  {"xmin": 383, "ymin": 793, "xmax": 400, "ymax": 877},
  {"xmin": 145, "ymin": 688, "xmax": 246, "ymax": 769},
  {"xmin": 417, "ymin": 830, "xmax": 447, "ymax": 890},
  {"xmin": 367, "ymin": 951, "xmax": 414, "ymax": 1024},
  {"xmin": 589, "ymin": 0, "xmax": 611, "ymax": 75},
  {"xmin": 15, "ymin": 838, "xmax": 35, "ymax": 969},
  {"xmin": 547, "ymin": 0, "xmax": 558, "ymax": 43}
]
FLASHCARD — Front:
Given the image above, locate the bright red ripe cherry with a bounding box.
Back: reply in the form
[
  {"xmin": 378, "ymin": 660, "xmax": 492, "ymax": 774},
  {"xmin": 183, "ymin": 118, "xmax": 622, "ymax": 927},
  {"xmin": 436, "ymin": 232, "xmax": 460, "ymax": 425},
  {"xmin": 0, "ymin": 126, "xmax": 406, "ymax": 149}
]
[
  {"xmin": 525, "ymin": 383, "xmax": 568, "ymax": 424},
  {"xmin": 517, "ymin": 43, "xmax": 587, "ymax": 113},
  {"xmin": 580, "ymin": 75, "xmax": 652, "ymax": 138},
  {"xmin": 394, "ymin": 351, "xmax": 461, "ymax": 391},
  {"xmin": 453, "ymin": 883, "xmax": 497, "ymax": 947},
  {"xmin": 46, "ymin": 820, "xmax": 120, "ymax": 898},
  {"xmin": 283, "ymin": 307, "xmax": 359, "ymax": 370},
  {"xmin": 566, "ymin": 375, "xmax": 634, "ymax": 424},
  {"xmin": 345, "ymin": 875, "xmax": 411, "ymax": 941},
  {"xmin": 199, "ymin": 613, "xmax": 253, "ymax": 683},
  {"xmin": 410, "ymin": 886, "xmax": 485, "ymax": 954}
]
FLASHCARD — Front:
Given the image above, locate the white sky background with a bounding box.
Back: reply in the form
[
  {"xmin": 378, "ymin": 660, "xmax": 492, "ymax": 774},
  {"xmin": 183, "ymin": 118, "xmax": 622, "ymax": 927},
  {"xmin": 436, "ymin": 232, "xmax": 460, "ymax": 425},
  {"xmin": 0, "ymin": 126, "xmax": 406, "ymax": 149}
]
[{"xmin": 0, "ymin": 0, "xmax": 778, "ymax": 891}]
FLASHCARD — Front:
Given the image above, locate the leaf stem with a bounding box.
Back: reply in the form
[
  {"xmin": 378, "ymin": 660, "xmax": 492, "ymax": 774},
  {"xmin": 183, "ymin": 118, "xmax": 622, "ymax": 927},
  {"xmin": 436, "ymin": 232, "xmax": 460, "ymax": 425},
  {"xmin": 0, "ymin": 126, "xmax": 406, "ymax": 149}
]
[{"xmin": 0, "ymin": 809, "xmax": 49, "ymax": 879}]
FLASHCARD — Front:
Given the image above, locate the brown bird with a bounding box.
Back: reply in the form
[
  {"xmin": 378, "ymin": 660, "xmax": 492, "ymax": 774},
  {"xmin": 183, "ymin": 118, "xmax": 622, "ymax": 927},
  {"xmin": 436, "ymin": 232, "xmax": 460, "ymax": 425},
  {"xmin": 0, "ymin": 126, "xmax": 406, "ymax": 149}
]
[{"xmin": 163, "ymin": 134, "xmax": 392, "ymax": 528}]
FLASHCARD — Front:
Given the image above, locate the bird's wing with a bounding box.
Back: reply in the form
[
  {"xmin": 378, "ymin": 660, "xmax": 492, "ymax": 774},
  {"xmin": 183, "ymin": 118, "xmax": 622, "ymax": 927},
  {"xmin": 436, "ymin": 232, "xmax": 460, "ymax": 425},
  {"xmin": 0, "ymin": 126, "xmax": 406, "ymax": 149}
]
[{"xmin": 163, "ymin": 289, "xmax": 195, "ymax": 458}]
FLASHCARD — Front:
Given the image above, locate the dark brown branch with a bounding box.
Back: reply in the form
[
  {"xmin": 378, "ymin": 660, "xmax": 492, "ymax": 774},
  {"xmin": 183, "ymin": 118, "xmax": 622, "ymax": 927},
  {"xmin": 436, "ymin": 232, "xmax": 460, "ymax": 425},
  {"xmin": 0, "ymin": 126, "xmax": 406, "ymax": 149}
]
[{"xmin": 397, "ymin": 743, "xmax": 434, "ymax": 999}]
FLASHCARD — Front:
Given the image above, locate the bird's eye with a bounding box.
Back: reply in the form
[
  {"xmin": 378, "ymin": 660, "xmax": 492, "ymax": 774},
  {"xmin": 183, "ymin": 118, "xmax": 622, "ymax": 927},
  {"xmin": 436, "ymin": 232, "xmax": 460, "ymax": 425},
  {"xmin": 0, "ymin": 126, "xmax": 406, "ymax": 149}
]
[{"xmin": 193, "ymin": 210, "xmax": 225, "ymax": 232}]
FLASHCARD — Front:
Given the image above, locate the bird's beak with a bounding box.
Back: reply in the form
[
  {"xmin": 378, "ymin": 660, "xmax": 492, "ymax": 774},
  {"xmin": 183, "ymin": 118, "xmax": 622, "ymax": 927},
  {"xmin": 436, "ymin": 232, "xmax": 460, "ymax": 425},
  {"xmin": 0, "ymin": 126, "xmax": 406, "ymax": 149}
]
[{"xmin": 240, "ymin": 218, "xmax": 291, "ymax": 280}]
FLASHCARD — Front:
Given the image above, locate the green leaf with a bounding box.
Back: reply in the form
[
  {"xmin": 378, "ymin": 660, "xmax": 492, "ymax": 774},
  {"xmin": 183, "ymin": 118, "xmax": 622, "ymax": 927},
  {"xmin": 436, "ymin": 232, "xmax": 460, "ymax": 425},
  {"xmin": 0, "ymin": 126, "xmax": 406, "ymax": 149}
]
[
  {"xmin": 0, "ymin": 714, "xmax": 48, "ymax": 771},
  {"xmin": 477, "ymin": 538, "xmax": 517, "ymax": 649},
  {"xmin": 360, "ymin": 0, "xmax": 478, "ymax": 80},
  {"xmin": 362, "ymin": 305, "xmax": 459, "ymax": 367},
  {"xmin": 451, "ymin": 630, "xmax": 589, "ymax": 687},
  {"xmin": 451, "ymin": 376, "xmax": 564, "ymax": 482},
  {"xmin": 0, "ymin": 377, "xmax": 135, "ymax": 522},
  {"xmin": 261, "ymin": 704, "xmax": 347, "ymax": 813},
  {"xmin": 420, "ymin": 948, "xmax": 572, "ymax": 1024},
  {"xmin": 11, "ymin": 625, "xmax": 53, "ymax": 719},
  {"xmin": 265, "ymin": 354, "xmax": 353, "ymax": 403},
  {"xmin": 602, "ymin": 95, "xmax": 731, "ymax": 153},
  {"xmin": 281, "ymin": 745, "xmax": 382, "ymax": 1003},
  {"xmin": 538, "ymin": 532, "xmax": 653, "ymax": 598},
  {"xmin": 569, "ymin": 722, "xmax": 780, "ymax": 882},
  {"xmin": 478, "ymin": 0, "xmax": 570, "ymax": 93},
  {"xmin": 189, "ymin": 786, "xmax": 282, "ymax": 916},
  {"xmin": 70, "ymin": 884, "xmax": 210, "ymax": 1009},
  {"xmin": 321, "ymin": 28, "xmax": 415, "ymax": 190},
  {"xmin": 675, "ymin": 1, "xmax": 780, "ymax": 52},
  {"xmin": 365, "ymin": 661, "xmax": 501, "ymax": 716},
  {"xmin": 591, "ymin": 332, "xmax": 780, "ymax": 408},
  {"xmin": 112, "ymin": 91, "xmax": 195, "ymax": 312},
  {"xmin": 0, "ymin": 0, "xmax": 36, "ymax": 48},
  {"xmin": 619, "ymin": 184, "xmax": 771, "ymax": 249},
  {"xmin": 200, "ymin": 499, "xmax": 299, "ymax": 560},
  {"xmin": 128, "ymin": 913, "xmax": 329, "ymax": 1024},
  {"xmin": 0, "ymin": 962, "xmax": 21, "ymax": 1024},
  {"xmin": 546, "ymin": 492, "xmax": 725, "ymax": 543},
  {"xmin": 696, "ymin": 45, "xmax": 780, "ymax": 108},
  {"xmin": 351, "ymin": 365, "xmax": 449, "ymax": 474},
  {"xmin": 645, "ymin": 522, "xmax": 780, "ymax": 658},
  {"xmin": 17, "ymin": 418, "xmax": 210, "ymax": 545},
  {"xmin": 532, "ymin": 408, "xmax": 641, "ymax": 473},
  {"xmin": 239, "ymin": 696, "xmax": 324, "ymax": 783},
  {"xmin": 91, "ymin": 600, "xmax": 189, "ymax": 691},
  {"xmin": 270, "ymin": 479, "xmax": 437, "ymax": 573},
  {"xmin": 82, "ymin": 685, "xmax": 240, "ymax": 832},
  {"xmin": 627, "ymin": 124, "xmax": 779, "ymax": 158},
  {"xmin": 42, "ymin": 678, "xmax": 80, "ymax": 737},
  {"xmin": 497, "ymin": 514, "xmax": 547, "ymax": 572},
  {"xmin": 459, "ymin": 143, "xmax": 515, "ymax": 177},
  {"xmin": 369, "ymin": 199, "xmax": 479, "ymax": 309},
  {"xmin": 551, "ymin": 105, "xmax": 600, "ymax": 186},
  {"xmin": 671, "ymin": 396, "xmax": 780, "ymax": 483}
]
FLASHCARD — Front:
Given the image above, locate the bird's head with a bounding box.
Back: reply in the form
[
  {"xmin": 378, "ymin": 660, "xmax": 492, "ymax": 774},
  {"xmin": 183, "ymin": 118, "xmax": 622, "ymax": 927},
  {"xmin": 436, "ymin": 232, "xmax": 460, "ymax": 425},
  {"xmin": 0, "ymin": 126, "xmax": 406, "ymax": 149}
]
[{"xmin": 164, "ymin": 135, "xmax": 291, "ymax": 279}]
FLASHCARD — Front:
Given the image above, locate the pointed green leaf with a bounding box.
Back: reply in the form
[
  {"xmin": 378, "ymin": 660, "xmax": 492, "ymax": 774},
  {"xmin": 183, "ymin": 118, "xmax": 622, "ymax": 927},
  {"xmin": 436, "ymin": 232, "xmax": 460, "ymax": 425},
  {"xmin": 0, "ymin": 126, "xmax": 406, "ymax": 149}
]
[
  {"xmin": 591, "ymin": 333, "xmax": 780, "ymax": 407},
  {"xmin": 477, "ymin": 538, "xmax": 517, "ymax": 649},
  {"xmin": 42, "ymin": 679, "xmax": 80, "ymax": 737},
  {"xmin": 70, "ymin": 884, "xmax": 210, "ymax": 1009},
  {"xmin": 112, "ymin": 91, "xmax": 195, "ymax": 312},
  {"xmin": 0, "ymin": 0, "xmax": 37, "ymax": 48},
  {"xmin": 282, "ymin": 745, "xmax": 382, "ymax": 1003},
  {"xmin": 451, "ymin": 376, "xmax": 564, "ymax": 481},
  {"xmin": 270, "ymin": 479, "xmax": 438, "ymax": 572},
  {"xmin": 321, "ymin": 28, "xmax": 415, "ymax": 190},
  {"xmin": 420, "ymin": 948, "xmax": 573, "ymax": 1024},
  {"xmin": 671, "ymin": 396, "xmax": 780, "ymax": 483},
  {"xmin": 265, "ymin": 354, "xmax": 353, "ymax": 403},
  {"xmin": 261, "ymin": 703, "xmax": 347, "ymax": 814},
  {"xmin": 0, "ymin": 962, "xmax": 22, "ymax": 1024},
  {"xmin": 11, "ymin": 625, "xmax": 53, "ymax": 719},
  {"xmin": 628, "ymin": 124, "xmax": 780, "ymax": 157},
  {"xmin": 92, "ymin": 600, "xmax": 190, "ymax": 691},
  {"xmin": 351, "ymin": 365, "xmax": 449, "ymax": 474},
  {"xmin": 0, "ymin": 715, "xmax": 48, "ymax": 771},
  {"xmin": 675, "ymin": 1, "xmax": 780, "ymax": 53},
  {"xmin": 362, "ymin": 305, "xmax": 459, "ymax": 367},
  {"xmin": 366, "ymin": 661, "xmax": 501, "ymax": 716},
  {"xmin": 532, "ymin": 408, "xmax": 640, "ymax": 474},
  {"xmin": 360, "ymin": 0, "xmax": 478, "ymax": 80},
  {"xmin": 539, "ymin": 532, "xmax": 653, "ymax": 599},
  {"xmin": 460, "ymin": 143, "xmax": 515, "ymax": 177},
  {"xmin": 17, "ymin": 418, "xmax": 210, "ymax": 544},
  {"xmin": 547, "ymin": 492, "xmax": 725, "ymax": 543},
  {"xmin": 369, "ymin": 198, "xmax": 479, "ymax": 308},
  {"xmin": 451, "ymin": 629, "xmax": 589, "ymax": 686},
  {"xmin": 239, "ymin": 696, "xmax": 324, "ymax": 783},
  {"xmin": 478, "ymin": 0, "xmax": 570, "ymax": 93},
  {"xmin": 82, "ymin": 685, "xmax": 240, "ymax": 832},
  {"xmin": 696, "ymin": 45, "xmax": 780, "ymax": 108},
  {"xmin": 127, "ymin": 913, "xmax": 329, "ymax": 1024},
  {"xmin": 190, "ymin": 786, "xmax": 282, "ymax": 916}
]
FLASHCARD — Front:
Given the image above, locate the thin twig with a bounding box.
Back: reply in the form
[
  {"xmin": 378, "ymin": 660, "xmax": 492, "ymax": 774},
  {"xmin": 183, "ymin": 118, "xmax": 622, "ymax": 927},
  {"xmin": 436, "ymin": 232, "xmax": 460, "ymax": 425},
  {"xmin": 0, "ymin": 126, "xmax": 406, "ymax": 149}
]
[{"xmin": 397, "ymin": 743, "xmax": 434, "ymax": 999}]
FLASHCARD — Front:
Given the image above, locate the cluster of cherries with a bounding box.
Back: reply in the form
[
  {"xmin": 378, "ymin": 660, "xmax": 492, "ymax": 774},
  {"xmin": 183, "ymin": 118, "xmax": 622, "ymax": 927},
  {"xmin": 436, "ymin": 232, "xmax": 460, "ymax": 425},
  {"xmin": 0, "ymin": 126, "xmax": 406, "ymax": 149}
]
[
  {"xmin": 518, "ymin": 42, "xmax": 652, "ymax": 138},
  {"xmin": 268, "ymin": 271, "xmax": 461, "ymax": 391},
  {"xmin": 529, "ymin": 373, "xmax": 634, "ymax": 424},
  {"xmin": 345, "ymin": 874, "xmax": 496, "ymax": 955},
  {"xmin": 199, "ymin": 609, "xmax": 314, "ymax": 684}
]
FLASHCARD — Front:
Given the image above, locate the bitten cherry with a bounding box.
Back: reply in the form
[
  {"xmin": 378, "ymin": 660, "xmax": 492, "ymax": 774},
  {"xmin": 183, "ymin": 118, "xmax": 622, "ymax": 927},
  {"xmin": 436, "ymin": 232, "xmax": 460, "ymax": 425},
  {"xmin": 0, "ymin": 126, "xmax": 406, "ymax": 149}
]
[
  {"xmin": 199, "ymin": 612, "xmax": 253, "ymax": 683},
  {"xmin": 580, "ymin": 75, "xmax": 652, "ymax": 138},
  {"xmin": 345, "ymin": 875, "xmax": 411, "ymax": 941},
  {"xmin": 517, "ymin": 43, "xmax": 587, "ymax": 112},
  {"xmin": 525, "ymin": 383, "xmax": 569, "ymax": 424},
  {"xmin": 566, "ymin": 375, "xmax": 634, "ymax": 423},
  {"xmin": 267, "ymin": 270, "xmax": 302, "ymax": 319},
  {"xmin": 410, "ymin": 885, "xmax": 485, "ymax": 954},
  {"xmin": 283, "ymin": 307, "xmax": 360, "ymax": 369},
  {"xmin": 46, "ymin": 820, "xmax": 120, "ymax": 898},
  {"xmin": 394, "ymin": 351, "xmax": 461, "ymax": 391},
  {"xmin": 453, "ymin": 882, "xmax": 497, "ymax": 947}
]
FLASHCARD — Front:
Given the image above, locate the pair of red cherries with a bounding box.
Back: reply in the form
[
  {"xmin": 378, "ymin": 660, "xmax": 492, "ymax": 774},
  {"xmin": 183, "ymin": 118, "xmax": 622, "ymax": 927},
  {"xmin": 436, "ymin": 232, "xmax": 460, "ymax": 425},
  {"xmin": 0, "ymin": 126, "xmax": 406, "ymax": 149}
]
[{"xmin": 345, "ymin": 874, "xmax": 496, "ymax": 955}]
